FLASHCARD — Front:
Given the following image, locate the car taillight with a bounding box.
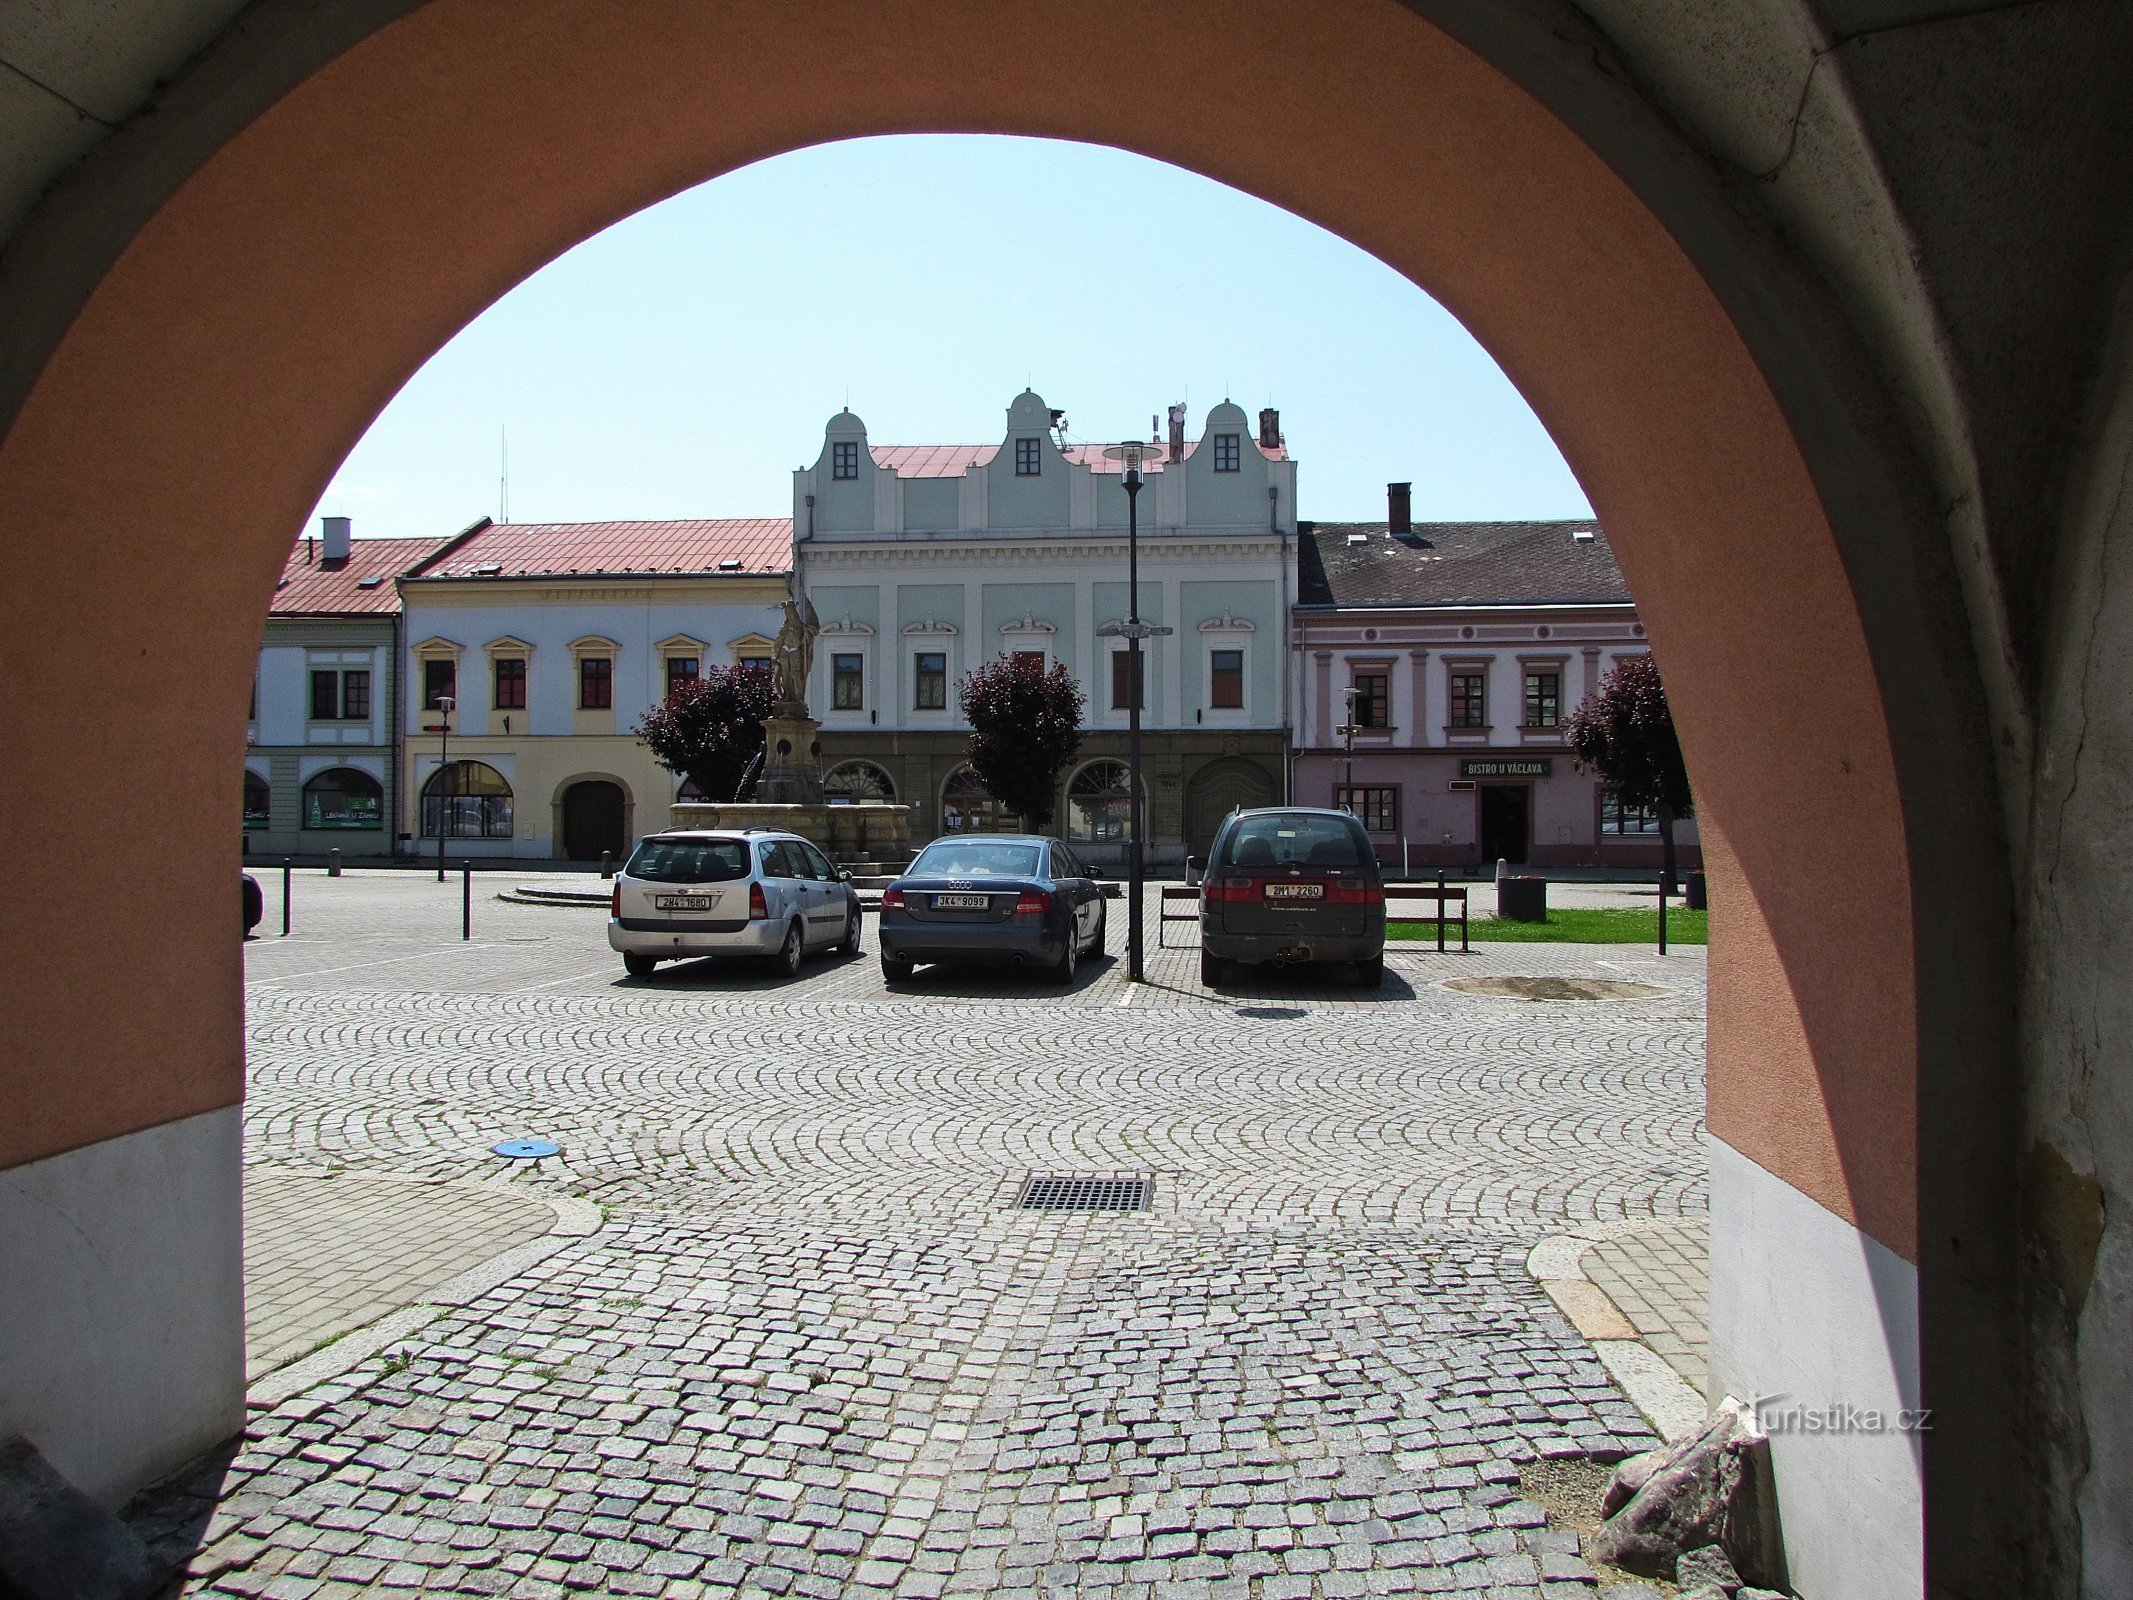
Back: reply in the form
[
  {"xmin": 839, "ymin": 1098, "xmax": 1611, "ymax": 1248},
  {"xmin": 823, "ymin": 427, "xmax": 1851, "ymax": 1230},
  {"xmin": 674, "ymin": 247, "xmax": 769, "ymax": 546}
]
[
  {"xmin": 748, "ymin": 882, "xmax": 768, "ymax": 920},
  {"xmin": 1205, "ymin": 875, "xmax": 1255, "ymax": 905},
  {"xmin": 1326, "ymin": 878, "xmax": 1381, "ymax": 905},
  {"xmin": 611, "ymin": 883, "xmax": 621, "ymax": 917},
  {"xmin": 882, "ymin": 887, "xmax": 905, "ymax": 912},
  {"xmin": 1014, "ymin": 890, "xmax": 1051, "ymax": 917}
]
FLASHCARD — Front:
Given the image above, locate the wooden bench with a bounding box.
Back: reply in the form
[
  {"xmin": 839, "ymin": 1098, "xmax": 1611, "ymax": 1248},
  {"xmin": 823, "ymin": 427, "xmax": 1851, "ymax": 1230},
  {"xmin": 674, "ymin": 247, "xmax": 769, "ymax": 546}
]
[
  {"xmin": 1158, "ymin": 884, "xmax": 1202, "ymax": 947},
  {"xmin": 1385, "ymin": 881, "xmax": 1470, "ymax": 952},
  {"xmin": 1157, "ymin": 880, "xmax": 1469, "ymax": 951}
]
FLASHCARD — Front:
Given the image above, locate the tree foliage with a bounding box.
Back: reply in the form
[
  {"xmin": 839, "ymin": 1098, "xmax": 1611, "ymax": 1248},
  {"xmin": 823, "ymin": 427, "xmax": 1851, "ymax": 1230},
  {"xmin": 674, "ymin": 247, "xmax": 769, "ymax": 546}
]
[
  {"xmin": 1564, "ymin": 654, "xmax": 1692, "ymax": 817},
  {"xmin": 633, "ymin": 665, "xmax": 775, "ymax": 802},
  {"xmin": 958, "ymin": 654, "xmax": 1086, "ymax": 829}
]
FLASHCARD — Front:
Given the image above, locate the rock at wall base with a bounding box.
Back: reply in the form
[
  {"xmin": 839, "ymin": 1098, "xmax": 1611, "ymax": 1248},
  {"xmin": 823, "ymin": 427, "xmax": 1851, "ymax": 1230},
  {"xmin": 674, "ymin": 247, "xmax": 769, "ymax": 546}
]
[
  {"xmin": 1588, "ymin": 1399, "xmax": 1786, "ymax": 1590},
  {"xmin": 0, "ymin": 1436, "xmax": 163, "ymax": 1600}
]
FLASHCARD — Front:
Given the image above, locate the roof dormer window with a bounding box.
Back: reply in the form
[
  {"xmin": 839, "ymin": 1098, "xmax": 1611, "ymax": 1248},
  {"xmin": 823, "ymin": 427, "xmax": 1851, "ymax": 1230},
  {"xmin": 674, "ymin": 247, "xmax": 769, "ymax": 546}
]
[
  {"xmin": 1213, "ymin": 433, "xmax": 1241, "ymax": 472},
  {"xmin": 1015, "ymin": 437, "xmax": 1042, "ymax": 476},
  {"xmin": 832, "ymin": 440, "xmax": 859, "ymax": 479}
]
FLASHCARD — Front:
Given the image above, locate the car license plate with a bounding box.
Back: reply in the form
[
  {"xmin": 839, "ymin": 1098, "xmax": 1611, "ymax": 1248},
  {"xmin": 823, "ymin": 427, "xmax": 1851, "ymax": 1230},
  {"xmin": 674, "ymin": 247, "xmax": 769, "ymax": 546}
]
[
  {"xmin": 1264, "ymin": 882, "xmax": 1324, "ymax": 900},
  {"xmin": 934, "ymin": 893, "xmax": 990, "ymax": 910},
  {"xmin": 656, "ymin": 895, "xmax": 713, "ymax": 911}
]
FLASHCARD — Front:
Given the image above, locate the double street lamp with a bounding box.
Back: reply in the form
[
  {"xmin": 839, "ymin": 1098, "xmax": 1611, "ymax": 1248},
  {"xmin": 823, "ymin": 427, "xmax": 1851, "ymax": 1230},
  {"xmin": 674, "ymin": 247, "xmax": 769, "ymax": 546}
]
[{"xmin": 1100, "ymin": 440, "xmax": 1172, "ymax": 982}]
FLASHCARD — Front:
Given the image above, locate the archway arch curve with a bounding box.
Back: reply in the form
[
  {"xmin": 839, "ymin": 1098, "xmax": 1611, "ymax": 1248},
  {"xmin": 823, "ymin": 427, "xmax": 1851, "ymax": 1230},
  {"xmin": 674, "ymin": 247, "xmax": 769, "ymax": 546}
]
[{"xmin": 0, "ymin": 5, "xmax": 2009, "ymax": 1579}]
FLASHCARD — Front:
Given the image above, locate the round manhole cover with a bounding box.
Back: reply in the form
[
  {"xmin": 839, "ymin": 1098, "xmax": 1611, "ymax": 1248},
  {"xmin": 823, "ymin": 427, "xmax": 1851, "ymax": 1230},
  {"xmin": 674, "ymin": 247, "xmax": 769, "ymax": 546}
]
[
  {"xmin": 1443, "ymin": 975, "xmax": 1668, "ymax": 1002},
  {"xmin": 492, "ymin": 1138, "xmax": 561, "ymax": 1159}
]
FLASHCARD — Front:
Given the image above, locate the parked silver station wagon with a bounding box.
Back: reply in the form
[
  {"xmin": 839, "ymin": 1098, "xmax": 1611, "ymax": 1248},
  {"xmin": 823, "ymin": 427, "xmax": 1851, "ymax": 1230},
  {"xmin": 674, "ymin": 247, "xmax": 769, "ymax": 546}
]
[
  {"xmin": 608, "ymin": 828, "xmax": 862, "ymax": 979},
  {"xmin": 1197, "ymin": 807, "xmax": 1386, "ymax": 987}
]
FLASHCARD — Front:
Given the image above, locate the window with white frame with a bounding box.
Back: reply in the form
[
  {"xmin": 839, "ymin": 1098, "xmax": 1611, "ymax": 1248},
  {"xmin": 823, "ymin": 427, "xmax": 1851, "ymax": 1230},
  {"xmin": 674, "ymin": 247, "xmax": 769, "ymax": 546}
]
[
  {"xmin": 831, "ymin": 652, "xmax": 865, "ymax": 710},
  {"xmin": 914, "ymin": 651, "xmax": 947, "ymax": 710},
  {"xmin": 1210, "ymin": 648, "xmax": 1244, "ymax": 709}
]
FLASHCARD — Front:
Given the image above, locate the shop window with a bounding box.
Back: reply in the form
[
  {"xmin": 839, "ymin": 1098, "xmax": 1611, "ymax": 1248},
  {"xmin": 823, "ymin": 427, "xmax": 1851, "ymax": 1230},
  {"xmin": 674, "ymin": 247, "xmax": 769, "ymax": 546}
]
[
  {"xmin": 302, "ymin": 767, "xmax": 384, "ymax": 830},
  {"xmin": 421, "ymin": 760, "xmax": 513, "ymax": 839},
  {"xmin": 1335, "ymin": 785, "xmax": 1397, "ymax": 834},
  {"xmin": 1601, "ymin": 790, "xmax": 1661, "ymax": 835},
  {"xmin": 243, "ymin": 771, "xmax": 270, "ymax": 830},
  {"xmin": 1067, "ymin": 759, "xmax": 1136, "ymax": 844},
  {"xmin": 1210, "ymin": 649, "xmax": 1244, "ymax": 709},
  {"xmin": 914, "ymin": 651, "xmax": 947, "ymax": 710},
  {"xmin": 942, "ymin": 765, "xmax": 1009, "ymax": 833}
]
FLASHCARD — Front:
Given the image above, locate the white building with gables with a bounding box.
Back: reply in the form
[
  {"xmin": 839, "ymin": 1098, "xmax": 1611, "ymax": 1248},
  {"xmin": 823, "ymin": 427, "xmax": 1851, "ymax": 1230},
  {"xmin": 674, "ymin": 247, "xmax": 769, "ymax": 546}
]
[{"xmin": 794, "ymin": 391, "xmax": 1295, "ymax": 865}]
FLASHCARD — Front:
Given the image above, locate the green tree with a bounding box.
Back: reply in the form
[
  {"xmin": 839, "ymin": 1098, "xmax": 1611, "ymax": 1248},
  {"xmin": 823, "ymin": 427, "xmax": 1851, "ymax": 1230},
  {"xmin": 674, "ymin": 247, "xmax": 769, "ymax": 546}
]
[
  {"xmin": 633, "ymin": 664, "xmax": 775, "ymax": 802},
  {"xmin": 1565, "ymin": 653, "xmax": 1695, "ymax": 893},
  {"xmin": 958, "ymin": 654, "xmax": 1086, "ymax": 830}
]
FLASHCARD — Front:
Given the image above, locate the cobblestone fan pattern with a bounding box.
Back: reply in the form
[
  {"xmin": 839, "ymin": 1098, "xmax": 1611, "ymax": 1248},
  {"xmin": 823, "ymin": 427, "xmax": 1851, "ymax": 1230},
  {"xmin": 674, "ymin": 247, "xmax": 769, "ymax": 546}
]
[
  {"xmin": 245, "ymin": 1173, "xmax": 557, "ymax": 1378},
  {"xmin": 148, "ymin": 1214, "xmax": 1654, "ymax": 1598},
  {"xmin": 1582, "ymin": 1222, "xmax": 1711, "ymax": 1394},
  {"xmin": 133, "ymin": 874, "xmax": 1708, "ymax": 1596}
]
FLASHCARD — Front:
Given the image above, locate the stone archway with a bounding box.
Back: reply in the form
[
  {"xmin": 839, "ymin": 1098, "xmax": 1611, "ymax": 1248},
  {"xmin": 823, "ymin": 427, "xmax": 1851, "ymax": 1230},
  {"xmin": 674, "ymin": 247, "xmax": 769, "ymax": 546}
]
[{"xmin": 0, "ymin": 4, "xmax": 2024, "ymax": 1588}]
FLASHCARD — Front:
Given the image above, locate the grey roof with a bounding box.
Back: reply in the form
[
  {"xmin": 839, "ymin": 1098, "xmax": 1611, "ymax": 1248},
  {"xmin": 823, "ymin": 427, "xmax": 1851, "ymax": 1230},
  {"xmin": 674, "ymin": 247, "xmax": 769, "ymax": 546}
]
[{"xmin": 1296, "ymin": 520, "xmax": 1630, "ymax": 609}]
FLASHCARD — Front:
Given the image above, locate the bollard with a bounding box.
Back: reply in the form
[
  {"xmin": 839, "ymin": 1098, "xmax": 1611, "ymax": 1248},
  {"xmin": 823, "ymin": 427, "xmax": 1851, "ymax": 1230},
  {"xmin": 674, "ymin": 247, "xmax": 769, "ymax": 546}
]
[
  {"xmin": 281, "ymin": 858, "xmax": 292, "ymax": 937},
  {"xmin": 600, "ymin": 849, "xmax": 615, "ymax": 879},
  {"xmin": 1494, "ymin": 856, "xmax": 1508, "ymax": 884},
  {"xmin": 1658, "ymin": 885, "xmax": 1669, "ymax": 956},
  {"xmin": 462, "ymin": 862, "xmax": 472, "ymax": 941},
  {"xmin": 1436, "ymin": 870, "xmax": 1448, "ymax": 953},
  {"xmin": 327, "ymin": 847, "xmax": 342, "ymax": 878}
]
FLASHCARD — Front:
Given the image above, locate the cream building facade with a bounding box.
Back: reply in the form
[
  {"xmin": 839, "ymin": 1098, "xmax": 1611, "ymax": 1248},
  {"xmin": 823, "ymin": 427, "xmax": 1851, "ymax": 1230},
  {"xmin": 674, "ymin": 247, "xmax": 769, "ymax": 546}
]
[{"xmin": 394, "ymin": 517, "xmax": 791, "ymax": 860}]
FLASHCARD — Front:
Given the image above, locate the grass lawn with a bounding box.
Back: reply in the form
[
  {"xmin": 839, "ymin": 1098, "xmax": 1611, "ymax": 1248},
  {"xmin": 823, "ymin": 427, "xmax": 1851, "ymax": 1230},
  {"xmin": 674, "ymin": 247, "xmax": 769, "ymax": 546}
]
[{"xmin": 1389, "ymin": 906, "xmax": 1708, "ymax": 944}]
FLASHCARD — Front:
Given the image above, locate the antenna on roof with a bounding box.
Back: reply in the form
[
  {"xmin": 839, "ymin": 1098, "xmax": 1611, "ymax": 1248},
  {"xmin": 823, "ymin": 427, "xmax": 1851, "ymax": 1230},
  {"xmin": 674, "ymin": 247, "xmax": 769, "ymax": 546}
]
[{"xmin": 499, "ymin": 426, "xmax": 509, "ymax": 524}]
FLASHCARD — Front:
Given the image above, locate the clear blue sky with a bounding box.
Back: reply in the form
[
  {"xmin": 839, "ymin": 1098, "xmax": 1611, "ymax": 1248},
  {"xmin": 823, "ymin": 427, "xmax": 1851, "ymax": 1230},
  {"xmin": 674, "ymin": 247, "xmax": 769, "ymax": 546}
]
[{"xmin": 311, "ymin": 135, "xmax": 1590, "ymax": 540}]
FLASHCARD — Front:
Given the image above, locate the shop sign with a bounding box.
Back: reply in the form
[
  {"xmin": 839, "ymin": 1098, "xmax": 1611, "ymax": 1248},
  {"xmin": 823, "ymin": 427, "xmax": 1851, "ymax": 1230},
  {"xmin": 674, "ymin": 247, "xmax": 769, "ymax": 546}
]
[{"xmin": 1460, "ymin": 757, "xmax": 1553, "ymax": 779}]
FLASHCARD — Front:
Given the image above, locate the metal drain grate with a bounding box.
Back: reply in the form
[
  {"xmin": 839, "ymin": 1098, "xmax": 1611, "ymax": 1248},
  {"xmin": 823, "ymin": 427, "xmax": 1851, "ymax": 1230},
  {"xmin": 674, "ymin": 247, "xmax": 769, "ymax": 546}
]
[{"xmin": 1016, "ymin": 1174, "xmax": 1151, "ymax": 1212}]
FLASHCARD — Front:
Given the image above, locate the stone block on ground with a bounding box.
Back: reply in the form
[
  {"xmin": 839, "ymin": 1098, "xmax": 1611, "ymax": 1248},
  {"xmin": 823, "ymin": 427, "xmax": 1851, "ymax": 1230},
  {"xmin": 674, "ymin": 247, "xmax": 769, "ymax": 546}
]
[
  {"xmin": 0, "ymin": 1435, "xmax": 164, "ymax": 1600},
  {"xmin": 1587, "ymin": 1400, "xmax": 1783, "ymax": 1589},
  {"xmin": 1677, "ymin": 1541, "xmax": 1742, "ymax": 1592}
]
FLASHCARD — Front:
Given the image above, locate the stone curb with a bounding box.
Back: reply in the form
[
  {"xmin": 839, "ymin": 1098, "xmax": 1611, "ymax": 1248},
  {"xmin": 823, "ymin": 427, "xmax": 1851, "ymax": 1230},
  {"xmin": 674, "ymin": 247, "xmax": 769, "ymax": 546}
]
[
  {"xmin": 243, "ymin": 1169, "xmax": 604, "ymax": 1410},
  {"xmin": 1525, "ymin": 1221, "xmax": 1709, "ymax": 1442}
]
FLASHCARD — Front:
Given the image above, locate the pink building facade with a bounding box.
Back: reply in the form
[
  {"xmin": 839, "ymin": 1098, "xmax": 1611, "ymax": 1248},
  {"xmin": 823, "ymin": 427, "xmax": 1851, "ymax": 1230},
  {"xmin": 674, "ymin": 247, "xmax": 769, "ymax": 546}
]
[{"xmin": 1290, "ymin": 498, "xmax": 1701, "ymax": 873}]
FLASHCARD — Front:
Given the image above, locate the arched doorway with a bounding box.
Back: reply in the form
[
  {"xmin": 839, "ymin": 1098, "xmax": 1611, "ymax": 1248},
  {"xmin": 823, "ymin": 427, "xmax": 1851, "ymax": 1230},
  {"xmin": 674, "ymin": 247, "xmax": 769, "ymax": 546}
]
[
  {"xmin": 0, "ymin": 4, "xmax": 2024, "ymax": 1584},
  {"xmin": 420, "ymin": 761, "xmax": 513, "ymax": 840},
  {"xmin": 1184, "ymin": 757, "xmax": 1278, "ymax": 858},
  {"xmin": 824, "ymin": 760, "xmax": 896, "ymax": 803},
  {"xmin": 559, "ymin": 779, "xmax": 627, "ymax": 861},
  {"xmin": 940, "ymin": 764, "xmax": 1009, "ymax": 835}
]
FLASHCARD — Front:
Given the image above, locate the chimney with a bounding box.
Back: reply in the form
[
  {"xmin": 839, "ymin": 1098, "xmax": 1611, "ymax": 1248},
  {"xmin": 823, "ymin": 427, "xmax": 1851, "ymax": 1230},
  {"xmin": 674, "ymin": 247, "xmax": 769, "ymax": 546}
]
[
  {"xmin": 1167, "ymin": 402, "xmax": 1187, "ymax": 462},
  {"xmin": 321, "ymin": 515, "xmax": 352, "ymax": 566},
  {"xmin": 1259, "ymin": 408, "xmax": 1282, "ymax": 450},
  {"xmin": 1387, "ymin": 482, "xmax": 1412, "ymax": 536}
]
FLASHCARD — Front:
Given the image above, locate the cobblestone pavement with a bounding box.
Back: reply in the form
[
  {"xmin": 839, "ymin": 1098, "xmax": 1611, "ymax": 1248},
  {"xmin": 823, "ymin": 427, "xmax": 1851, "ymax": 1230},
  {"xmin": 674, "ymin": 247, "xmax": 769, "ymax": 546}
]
[
  {"xmin": 1581, "ymin": 1224, "xmax": 1710, "ymax": 1395},
  {"xmin": 137, "ymin": 871, "xmax": 1707, "ymax": 1596},
  {"xmin": 244, "ymin": 1172, "xmax": 558, "ymax": 1380}
]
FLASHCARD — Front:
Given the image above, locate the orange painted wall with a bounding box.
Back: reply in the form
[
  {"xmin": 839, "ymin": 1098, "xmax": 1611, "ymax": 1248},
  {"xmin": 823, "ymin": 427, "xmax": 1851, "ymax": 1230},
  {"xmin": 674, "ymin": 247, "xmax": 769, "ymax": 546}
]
[{"xmin": 0, "ymin": 0, "xmax": 1915, "ymax": 1257}]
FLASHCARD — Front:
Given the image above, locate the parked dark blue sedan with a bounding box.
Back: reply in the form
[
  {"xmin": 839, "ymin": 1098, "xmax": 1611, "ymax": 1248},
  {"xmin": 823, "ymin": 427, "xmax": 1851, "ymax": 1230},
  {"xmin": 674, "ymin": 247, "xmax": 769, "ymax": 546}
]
[{"xmin": 877, "ymin": 834, "xmax": 1108, "ymax": 984}]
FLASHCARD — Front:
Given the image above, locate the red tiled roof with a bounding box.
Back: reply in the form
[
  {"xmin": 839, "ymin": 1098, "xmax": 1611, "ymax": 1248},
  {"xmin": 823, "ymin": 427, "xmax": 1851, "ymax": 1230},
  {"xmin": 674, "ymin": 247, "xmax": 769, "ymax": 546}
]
[
  {"xmin": 869, "ymin": 437, "xmax": 1286, "ymax": 478},
  {"xmin": 271, "ymin": 536, "xmax": 451, "ymax": 615},
  {"xmin": 410, "ymin": 518, "xmax": 793, "ymax": 581},
  {"xmin": 1297, "ymin": 520, "xmax": 1629, "ymax": 608}
]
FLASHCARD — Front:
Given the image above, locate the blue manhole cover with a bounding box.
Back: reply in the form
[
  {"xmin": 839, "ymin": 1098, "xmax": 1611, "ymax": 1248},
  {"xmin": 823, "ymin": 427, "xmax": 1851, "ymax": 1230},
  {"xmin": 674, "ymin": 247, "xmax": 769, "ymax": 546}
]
[{"xmin": 492, "ymin": 1138, "xmax": 561, "ymax": 1159}]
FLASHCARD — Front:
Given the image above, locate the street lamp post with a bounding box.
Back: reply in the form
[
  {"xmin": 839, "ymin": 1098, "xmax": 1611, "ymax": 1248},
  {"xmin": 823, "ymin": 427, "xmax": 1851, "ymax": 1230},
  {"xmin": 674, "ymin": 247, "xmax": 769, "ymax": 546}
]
[
  {"xmin": 1101, "ymin": 441, "xmax": 1173, "ymax": 982},
  {"xmin": 432, "ymin": 694, "xmax": 455, "ymax": 882},
  {"xmin": 1335, "ymin": 686, "xmax": 1362, "ymax": 807}
]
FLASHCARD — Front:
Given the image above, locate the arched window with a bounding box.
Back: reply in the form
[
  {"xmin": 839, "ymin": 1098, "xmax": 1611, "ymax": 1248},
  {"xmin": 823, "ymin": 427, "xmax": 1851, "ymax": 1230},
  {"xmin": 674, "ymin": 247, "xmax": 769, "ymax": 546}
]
[
  {"xmin": 1067, "ymin": 759, "xmax": 1137, "ymax": 844},
  {"xmin": 302, "ymin": 767, "xmax": 384, "ymax": 830},
  {"xmin": 941, "ymin": 765, "xmax": 1008, "ymax": 833},
  {"xmin": 243, "ymin": 771, "xmax": 270, "ymax": 830},
  {"xmin": 422, "ymin": 761, "xmax": 513, "ymax": 839},
  {"xmin": 825, "ymin": 761, "xmax": 896, "ymax": 804}
]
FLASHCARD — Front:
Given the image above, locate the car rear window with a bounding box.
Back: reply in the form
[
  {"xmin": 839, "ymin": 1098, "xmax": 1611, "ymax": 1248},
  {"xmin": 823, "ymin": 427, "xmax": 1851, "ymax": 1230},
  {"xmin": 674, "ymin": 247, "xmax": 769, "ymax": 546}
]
[
  {"xmin": 1218, "ymin": 815, "xmax": 1367, "ymax": 870},
  {"xmin": 909, "ymin": 841, "xmax": 1043, "ymax": 877},
  {"xmin": 627, "ymin": 839, "xmax": 751, "ymax": 883}
]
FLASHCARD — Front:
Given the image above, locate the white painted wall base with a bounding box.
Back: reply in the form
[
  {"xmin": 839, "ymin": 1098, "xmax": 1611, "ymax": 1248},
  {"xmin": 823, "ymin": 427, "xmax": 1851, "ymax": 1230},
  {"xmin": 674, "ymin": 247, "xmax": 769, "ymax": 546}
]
[
  {"xmin": 0, "ymin": 1107, "xmax": 245, "ymax": 1506},
  {"xmin": 1708, "ymin": 1136, "xmax": 1922, "ymax": 1599}
]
